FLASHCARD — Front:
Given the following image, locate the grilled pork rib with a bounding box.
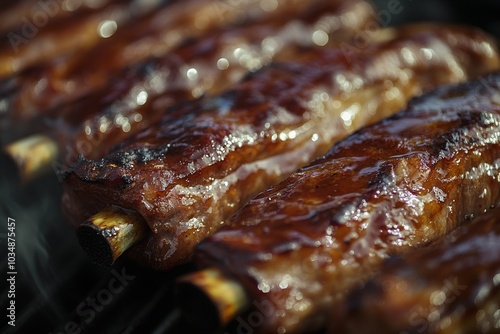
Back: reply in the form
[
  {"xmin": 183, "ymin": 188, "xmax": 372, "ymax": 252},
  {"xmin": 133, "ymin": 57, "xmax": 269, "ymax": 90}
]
[
  {"xmin": 23, "ymin": 0, "xmax": 376, "ymax": 165},
  {"xmin": 194, "ymin": 73, "xmax": 500, "ymax": 333},
  {"xmin": 61, "ymin": 25, "xmax": 499, "ymax": 272},
  {"xmin": 331, "ymin": 206, "xmax": 500, "ymax": 334},
  {"xmin": 1, "ymin": 0, "xmax": 349, "ymax": 123}
]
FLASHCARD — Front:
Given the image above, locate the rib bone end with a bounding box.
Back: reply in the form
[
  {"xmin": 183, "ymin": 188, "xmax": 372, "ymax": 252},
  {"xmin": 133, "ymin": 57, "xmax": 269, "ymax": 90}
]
[
  {"xmin": 177, "ymin": 268, "xmax": 250, "ymax": 329},
  {"xmin": 3, "ymin": 134, "xmax": 59, "ymax": 182},
  {"xmin": 76, "ymin": 206, "xmax": 146, "ymax": 268}
]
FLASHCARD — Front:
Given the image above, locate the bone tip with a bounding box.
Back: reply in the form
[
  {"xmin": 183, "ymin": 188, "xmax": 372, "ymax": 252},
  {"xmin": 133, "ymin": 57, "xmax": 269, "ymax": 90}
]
[
  {"xmin": 75, "ymin": 207, "xmax": 147, "ymax": 268},
  {"xmin": 3, "ymin": 134, "xmax": 59, "ymax": 182},
  {"xmin": 177, "ymin": 268, "xmax": 249, "ymax": 329},
  {"xmin": 76, "ymin": 222, "xmax": 115, "ymax": 268}
]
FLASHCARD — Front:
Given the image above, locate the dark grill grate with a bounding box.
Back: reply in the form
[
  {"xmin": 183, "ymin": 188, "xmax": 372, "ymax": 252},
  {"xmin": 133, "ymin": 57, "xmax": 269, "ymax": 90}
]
[{"xmin": 0, "ymin": 171, "xmax": 203, "ymax": 334}]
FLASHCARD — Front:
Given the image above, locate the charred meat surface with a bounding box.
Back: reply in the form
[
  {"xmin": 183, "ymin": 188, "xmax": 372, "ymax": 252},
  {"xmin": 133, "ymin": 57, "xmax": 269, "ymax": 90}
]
[
  {"xmin": 34, "ymin": 0, "xmax": 376, "ymax": 165},
  {"xmin": 61, "ymin": 25, "xmax": 499, "ymax": 272},
  {"xmin": 331, "ymin": 207, "xmax": 500, "ymax": 334},
  {"xmin": 194, "ymin": 73, "xmax": 500, "ymax": 333}
]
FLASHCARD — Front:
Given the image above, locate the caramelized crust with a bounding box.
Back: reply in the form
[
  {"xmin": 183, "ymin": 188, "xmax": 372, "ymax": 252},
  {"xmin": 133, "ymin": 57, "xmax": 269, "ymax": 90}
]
[
  {"xmin": 195, "ymin": 73, "xmax": 500, "ymax": 333},
  {"xmin": 41, "ymin": 0, "xmax": 376, "ymax": 165},
  {"xmin": 62, "ymin": 25, "xmax": 499, "ymax": 273},
  {"xmin": 331, "ymin": 207, "xmax": 500, "ymax": 334},
  {"xmin": 1, "ymin": 0, "xmax": 352, "ymax": 122}
]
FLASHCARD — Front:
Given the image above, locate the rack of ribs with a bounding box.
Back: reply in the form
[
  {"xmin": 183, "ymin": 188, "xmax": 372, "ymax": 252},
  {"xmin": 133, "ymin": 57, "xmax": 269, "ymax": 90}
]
[
  {"xmin": 186, "ymin": 72, "xmax": 500, "ymax": 333},
  {"xmin": 1, "ymin": 0, "xmax": 353, "ymax": 123},
  {"xmin": 2, "ymin": 0, "xmax": 376, "ymax": 181},
  {"xmin": 60, "ymin": 25, "xmax": 499, "ymax": 273}
]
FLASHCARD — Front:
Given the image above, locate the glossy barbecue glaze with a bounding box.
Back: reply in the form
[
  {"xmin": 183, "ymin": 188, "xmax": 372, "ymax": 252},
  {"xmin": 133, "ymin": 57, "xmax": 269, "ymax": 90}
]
[
  {"xmin": 1, "ymin": 0, "xmax": 340, "ymax": 122},
  {"xmin": 38, "ymin": 0, "xmax": 376, "ymax": 165},
  {"xmin": 331, "ymin": 206, "xmax": 500, "ymax": 334},
  {"xmin": 0, "ymin": 0, "xmax": 159, "ymax": 78},
  {"xmin": 62, "ymin": 25, "xmax": 499, "ymax": 273},
  {"xmin": 195, "ymin": 73, "xmax": 500, "ymax": 333}
]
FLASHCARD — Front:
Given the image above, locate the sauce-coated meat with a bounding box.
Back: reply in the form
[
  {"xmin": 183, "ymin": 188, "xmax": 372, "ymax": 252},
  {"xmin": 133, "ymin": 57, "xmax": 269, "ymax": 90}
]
[
  {"xmin": 61, "ymin": 25, "xmax": 499, "ymax": 274},
  {"xmin": 35, "ymin": 0, "xmax": 376, "ymax": 165},
  {"xmin": 195, "ymin": 73, "xmax": 500, "ymax": 333},
  {"xmin": 1, "ymin": 0, "xmax": 343, "ymax": 122},
  {"xmin": 331, "ymin": 206, "xmax": 500, "ymax": 334}
]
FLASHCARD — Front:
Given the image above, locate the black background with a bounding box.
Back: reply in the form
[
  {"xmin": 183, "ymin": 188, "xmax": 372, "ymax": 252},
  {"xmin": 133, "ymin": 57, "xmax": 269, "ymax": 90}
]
[{"xmin": 373, "ymin": 0, "xmax": 500, "ymax": 39}]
